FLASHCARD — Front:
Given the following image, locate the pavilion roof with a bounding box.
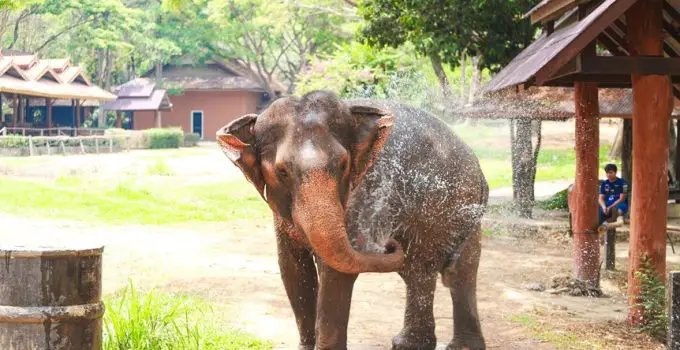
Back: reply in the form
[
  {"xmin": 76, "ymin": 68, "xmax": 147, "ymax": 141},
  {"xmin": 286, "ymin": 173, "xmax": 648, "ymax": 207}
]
[
  {"xmin": 99, "ymin": 78, "xmax": 172, "ymax": 111},
  {"xmin": 0, "ymin": 51, "xmax": 116, "ymax": 101}
]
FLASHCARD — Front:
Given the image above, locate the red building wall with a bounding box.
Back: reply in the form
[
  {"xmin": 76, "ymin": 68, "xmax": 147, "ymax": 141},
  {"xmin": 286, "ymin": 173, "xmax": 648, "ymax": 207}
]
[{"xmin": 134, "ymin": 90, "xmax": 260, "ymax": 141}]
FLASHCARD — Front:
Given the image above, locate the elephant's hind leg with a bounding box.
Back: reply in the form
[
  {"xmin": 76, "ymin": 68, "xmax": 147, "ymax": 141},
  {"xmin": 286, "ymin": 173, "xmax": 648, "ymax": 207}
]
[
  {"xmin": 441, "ymin": 227, "xmax": 485, "ymax": 350},
  {"xmin": 391, "ymin": 271, "xmax": 437, "ymax": 350}
]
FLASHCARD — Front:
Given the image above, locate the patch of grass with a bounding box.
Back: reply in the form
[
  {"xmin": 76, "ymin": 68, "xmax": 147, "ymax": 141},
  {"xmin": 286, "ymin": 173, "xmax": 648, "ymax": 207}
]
[
  {"xmin": 507, "ymin": 313, "xmax": 606, "ymax": 349},
  {"xmin": 104, "ymin": 280, "xmax": 271, "ymax": 350},
  {"xmin": 146, "ymin": 159, "xmax": 174, "ymax": 176},
  {"xmin": 536, "ymin": 187, "xmax": 569, "ymax": 210},
  {"xmin": 0, "ymin": 176, "xmax": 270, "ymax": 225},
  {"xmin": 478, "ymin": 145, "xmax": 612, "ymax": 190}
]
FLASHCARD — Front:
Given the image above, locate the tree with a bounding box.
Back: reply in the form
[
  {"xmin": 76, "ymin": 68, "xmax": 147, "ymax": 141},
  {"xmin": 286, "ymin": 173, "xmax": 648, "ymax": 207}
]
[
  {"xmin": 205, "ymin": 0, "xmax": 349, "ymax": 95},
  {"xmin": 358, "ymin": 0, "xmax": 538, "ymax": 101}
]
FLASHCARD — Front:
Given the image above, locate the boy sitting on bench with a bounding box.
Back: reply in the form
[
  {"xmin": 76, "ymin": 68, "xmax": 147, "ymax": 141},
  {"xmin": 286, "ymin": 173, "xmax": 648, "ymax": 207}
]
[{"xmin": 599, "ymin": 163, "xmax": 628, "ymax": 231}]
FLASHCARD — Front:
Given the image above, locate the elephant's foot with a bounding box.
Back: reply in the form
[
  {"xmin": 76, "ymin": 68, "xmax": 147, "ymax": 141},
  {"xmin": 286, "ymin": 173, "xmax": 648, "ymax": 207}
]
[
  {"xmin": 392, "ymin": 330, "xmax": 436, "ymax": 350},
  {"xmin": 298, "ymin": 344, "xmax": 315, "ymax": 350},
  {"xmin": 446, "ymin": 335, "xmax": 486, "ymax": 350}
]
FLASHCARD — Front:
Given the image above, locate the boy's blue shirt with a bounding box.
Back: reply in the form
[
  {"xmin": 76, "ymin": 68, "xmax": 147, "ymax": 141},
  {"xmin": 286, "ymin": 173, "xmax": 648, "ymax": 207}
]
[{"xmin": 600, "ymin": 177, "xmax": 628, "ymax": 206}]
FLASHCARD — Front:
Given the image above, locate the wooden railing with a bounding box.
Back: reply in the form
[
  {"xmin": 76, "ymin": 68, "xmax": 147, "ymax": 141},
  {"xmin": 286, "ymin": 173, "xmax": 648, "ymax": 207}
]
[{"xmin": 2, "ymin": 127, "xmax": 106, "ymax": 137}]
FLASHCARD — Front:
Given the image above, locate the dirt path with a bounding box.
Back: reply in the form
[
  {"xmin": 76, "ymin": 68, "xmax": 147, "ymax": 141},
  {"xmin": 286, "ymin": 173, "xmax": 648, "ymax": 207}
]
[{"xmin": 2, "ymin": 210, "xmax": 659, "ymax": 349}]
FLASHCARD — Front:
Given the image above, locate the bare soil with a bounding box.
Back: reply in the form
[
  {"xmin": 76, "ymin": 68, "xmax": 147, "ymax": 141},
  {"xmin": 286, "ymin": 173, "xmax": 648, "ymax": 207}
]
[{"xmin": 0, "ymin": 210, "xmax": 662, "ymax": 349}]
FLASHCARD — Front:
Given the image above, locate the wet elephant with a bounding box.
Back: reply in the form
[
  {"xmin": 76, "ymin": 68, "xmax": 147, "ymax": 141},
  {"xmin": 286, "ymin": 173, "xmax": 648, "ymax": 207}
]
[{"xmin": 217, "ymin": 90, "xmax": 489, "ymax": 350}]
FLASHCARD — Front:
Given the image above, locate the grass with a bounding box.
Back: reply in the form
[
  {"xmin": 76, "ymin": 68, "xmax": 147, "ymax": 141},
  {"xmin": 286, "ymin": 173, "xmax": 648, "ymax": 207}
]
[
  {"xmin": 0, "ymin": 176, "xmax": 270, "ymax": 225},
  {"xmin": 507, "ymin": 313, "xmax": 607, "ymax": 349},
  {"xmin": 146, "ymin": 159, "xmax": 175, "ymax": 176},
  {"xmin": 104, "ymin": 281, "xmax": 271, "ymax": 350},
  {"xmin": 477, "ymin": 145, "xmax": 612, "ymax": 190}
]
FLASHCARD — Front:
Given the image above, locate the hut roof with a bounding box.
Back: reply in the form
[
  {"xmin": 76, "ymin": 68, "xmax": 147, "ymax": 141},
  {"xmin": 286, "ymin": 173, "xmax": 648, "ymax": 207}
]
[
  {"xmin": 142, "ymin": 58, "xmax": 286, "ymax": 93},
  {"xmin": 458, "ymin": 87, "xmax": 680, "ymax": 120},
  {"xmin": 100, "ymin": 78, "xmax": 172, "ymax": 111},
  {"xmin": 0, "ymin": 52, "xmax": 115, "ymax": 101}
]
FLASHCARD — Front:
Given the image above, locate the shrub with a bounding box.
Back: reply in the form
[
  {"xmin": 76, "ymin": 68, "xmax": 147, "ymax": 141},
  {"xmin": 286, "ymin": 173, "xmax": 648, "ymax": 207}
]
[
  {"xmin": 144, "ymin": 128, "xmax": 184, "ymax": 149},
  {"xmin": 104, "ymin": 281, "xmax": 271, "ymax": 350},
  {"xmin": 184, "ymin": 133, "xmax": 201, "ymax": 147},
  {"xmin": 0, "ymin": 136, "xmax": 29, "ymax": 148},
  {"xmin": 632, "ymin": 255, "xmax": 667, "ymax": 342},
  {"xmin": 536, "ymin": 187, "xmax": 569, "ymax": 210}
]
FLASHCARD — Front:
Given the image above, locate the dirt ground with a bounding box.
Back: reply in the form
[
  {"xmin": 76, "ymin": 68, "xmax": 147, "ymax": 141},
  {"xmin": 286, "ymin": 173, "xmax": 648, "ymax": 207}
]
[{"xmin": 0, "ymin": 120, "xmax": 665, "ymax": 349}]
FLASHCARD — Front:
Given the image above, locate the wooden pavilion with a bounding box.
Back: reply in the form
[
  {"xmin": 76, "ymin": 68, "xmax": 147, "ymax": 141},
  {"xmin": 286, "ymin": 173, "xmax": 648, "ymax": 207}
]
[
  {"xmin": 480, "ymin": 0, "xmax": 680, "ymax": 324},
  {"xmin": 0, "ymin": 52, "xmax": 116, "ymax": 135}
]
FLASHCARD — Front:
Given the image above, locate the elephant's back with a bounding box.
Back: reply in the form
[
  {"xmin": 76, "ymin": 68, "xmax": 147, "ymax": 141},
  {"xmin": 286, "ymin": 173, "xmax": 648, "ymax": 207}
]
[{"xmin": 344, "ymin": 99, "xmax": 487, "ymax": 253}]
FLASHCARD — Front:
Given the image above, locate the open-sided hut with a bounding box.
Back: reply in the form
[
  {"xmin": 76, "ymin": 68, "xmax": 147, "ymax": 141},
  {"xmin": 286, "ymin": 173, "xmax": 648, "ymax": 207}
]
[{"xmin": 478, "ymin": 0, "xmax": 680, "ymax": 323}]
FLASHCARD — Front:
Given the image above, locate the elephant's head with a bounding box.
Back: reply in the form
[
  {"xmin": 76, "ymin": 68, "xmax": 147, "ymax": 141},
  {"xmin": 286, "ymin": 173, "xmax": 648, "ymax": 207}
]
[{"xmin": 217, "ymin": 90, "xmax": 404, "ymax": 274}]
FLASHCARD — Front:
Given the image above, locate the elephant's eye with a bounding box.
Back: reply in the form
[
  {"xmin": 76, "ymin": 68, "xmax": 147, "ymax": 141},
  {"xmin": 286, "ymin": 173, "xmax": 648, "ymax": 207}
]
[{"xmin": 276, "ymin": 165, "xmax": 289, "ymax": 178}]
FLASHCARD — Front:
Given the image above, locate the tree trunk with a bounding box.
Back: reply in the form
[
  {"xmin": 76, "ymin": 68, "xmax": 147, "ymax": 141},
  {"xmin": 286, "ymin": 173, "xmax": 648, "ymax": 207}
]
[
  {"xmin": 460, "ymin": 53, "xmax": 467, "ymax": 103},
  {"xmin": 429, "ymin": 53, "xmax": 452, "ymax": 99},
  {"xmin": 468, "ymin": 55, "xmax": 481, "ymax": 104},
  {"xmin": 511, "ymin": 118, "xmax": 539, "ymax": 218},
  {"xmin": 675, "ymin": 120, "xmax": 680, "ymax": 187},
  {"xmin": 609, "ymin": 121, "xmax": 624, "ymax": 159},
  {"xmin": 622, "ymin": 119, "xmax": 633, "ymax": 184}
]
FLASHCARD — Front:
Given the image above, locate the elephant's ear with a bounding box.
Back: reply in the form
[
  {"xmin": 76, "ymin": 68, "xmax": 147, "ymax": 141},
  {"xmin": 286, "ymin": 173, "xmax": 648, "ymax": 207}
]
[
  {"xmin": 217, "ymin": 114, "xmax": 265, "ymax": 199},
  {"xmin": 349, "ymin": 105, "xmax": 394, "ymax": 189}
]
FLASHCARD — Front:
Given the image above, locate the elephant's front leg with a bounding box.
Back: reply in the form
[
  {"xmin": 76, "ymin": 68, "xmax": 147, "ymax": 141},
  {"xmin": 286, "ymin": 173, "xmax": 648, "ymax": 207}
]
[
  {"xmin": 316, "ymin": 262, "xmax": 359, "ymax": 350},
  {"xmin": 277, "ymin": 231, "xmax": 318, "ymax": 350}
]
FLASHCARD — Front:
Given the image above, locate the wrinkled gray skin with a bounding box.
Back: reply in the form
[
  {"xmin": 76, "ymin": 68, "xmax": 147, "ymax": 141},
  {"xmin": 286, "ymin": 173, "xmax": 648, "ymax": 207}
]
[{"xmin": 218, "ymin": 91, "xmax": 488, "ymax": 350}]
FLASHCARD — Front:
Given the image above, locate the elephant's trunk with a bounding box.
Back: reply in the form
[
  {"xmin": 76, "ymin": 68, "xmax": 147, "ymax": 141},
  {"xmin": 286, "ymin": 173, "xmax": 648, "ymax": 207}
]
[{"xmin": 293, "ymin": 173, "xmax": 404, "ymax": 274}]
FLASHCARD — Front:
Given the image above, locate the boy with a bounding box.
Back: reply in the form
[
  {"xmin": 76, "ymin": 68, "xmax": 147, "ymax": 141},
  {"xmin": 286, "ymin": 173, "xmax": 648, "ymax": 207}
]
[{"xmin": 599, "ymin": 163, "xmax": 628, "ymax": 228}]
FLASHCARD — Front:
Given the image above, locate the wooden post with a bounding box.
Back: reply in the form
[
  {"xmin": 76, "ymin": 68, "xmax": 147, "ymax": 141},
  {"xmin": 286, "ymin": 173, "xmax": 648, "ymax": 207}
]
[
  {"xmin": 109, "ymin": 136, "xmax": 113, "ymax": 153},
  {"xmin": 17, "ymin": 97, "xmax": 23, "ymax": 124},
  {"xmin": 71, "ymin": 99, "xmax": 76, "ymax": 130},
  {"xmin": 0, "ymin": 245, "xmax": 104, "ymax": 349},
  {"xmin": 572, "ymin": 40, "xmax": 601, "ymax": 291},
  {"xmin": 76, "ymin": 100, "xmax": 81, "ymax": 130},
  {"xmin": 46, "ymin": 138, "xmax": 51, "ymax": 156},
  {"xmin": 155, "ymin": 110, "xmax": 162, "ymax": 128},
  {"xmin": 12, "ymin": 94, "xmax": 17, "ymax": 128},
  {"xmin": 28, "ymin": 135, "xmax": 34, "ymax": 156},
  {"xmin": 95, "ymin": 136, "xmax": 99, "ymax": 154},
  {"xmin": 627, "ymin": 0, "xmax": 672, "ymax": 326},
  {"xmin": 573, "ymin": 79, "xmax": 601, "ymax": 289},
  {"xmin": 605, "ymin": 227, "xmax": 616, "ymax": 271},
  {"xmin": 46, "ymin": 98, "xmax": 53, "ymax": 132},
  {"xmin": 116, "ymin": 111, "xmax": 122, "ymax": 129}
]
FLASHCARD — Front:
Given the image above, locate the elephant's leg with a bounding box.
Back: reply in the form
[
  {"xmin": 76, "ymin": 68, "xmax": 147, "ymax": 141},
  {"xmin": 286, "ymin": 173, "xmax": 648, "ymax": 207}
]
[
  {"xmin": 315, "ymin": 262, "xmax": 358, "ymax": 350},
  {"xmin": 277, "ymin": 233, "xmax": 318, "ymax": 350},
  {"xmin": 392, "ymin": 271, "xmax": 438, "ymax": 350},
  {"xmin": 441, "ymin": 227, "xmax": 485, "ymax": 350}
]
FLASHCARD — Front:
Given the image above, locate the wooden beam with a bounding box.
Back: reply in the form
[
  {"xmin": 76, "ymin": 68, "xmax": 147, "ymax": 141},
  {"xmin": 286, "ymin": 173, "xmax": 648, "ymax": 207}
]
[
  {"xmin": 529, "ymin": 0, "xmax": 580, "ymax": 25},
  {"xmin": 579, "ymin": 56, "xmax": 680, "ymax": 75},
  {"xmin": 598, "ymin": 33, "xmax": 628, "ymax": 56},
  {"xmin": 622, "ymin": 119, "xmax": 633, "ymax": 185},
  {"xmin": 626, "ymin": 0, "xmax": 670, "ymax": 327},
  {"xmin": 535, "ymin": 0, "xmax": 638, "ymax": 85}
]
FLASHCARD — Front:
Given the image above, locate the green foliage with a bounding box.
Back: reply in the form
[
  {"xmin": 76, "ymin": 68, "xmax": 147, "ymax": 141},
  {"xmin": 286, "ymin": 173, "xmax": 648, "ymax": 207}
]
[
  {"xmin": 0, "ymin": 136, "xmax": 29, "ymax": 148},
  {"xmin": 632, "ymin": 256, "xmax": 668, "ymax": 342},
  {"xmin": 144, "ymin": 128, "xmax": 184, "ymax": 149},
  {"xmin": 358, "ymin": 0, "xmax": 540, "ymax": 72},
  {"xmin": 184, "ymin": 133, "xmax": 201, "ymax": 147},
  {"xmin": 104, "ymin": 280, "xmax": 271, "ymax": 350},
  {"xmin": 296, "ymin": 41, "xmax": 423, "ymax": 98},
  {"xmin": 537, "ymin": 188, "xmax": 569, "ymax": 210}
]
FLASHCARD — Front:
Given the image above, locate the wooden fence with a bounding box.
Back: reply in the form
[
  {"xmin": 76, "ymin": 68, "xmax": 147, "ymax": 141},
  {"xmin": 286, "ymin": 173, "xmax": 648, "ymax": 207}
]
[
  {"xmin": 0, "ymin": 134, "xmax": 130, "ymax": 157},
  {"xmin": 0, "ymin": 126, "xmax": 106, "ymax": 137}
]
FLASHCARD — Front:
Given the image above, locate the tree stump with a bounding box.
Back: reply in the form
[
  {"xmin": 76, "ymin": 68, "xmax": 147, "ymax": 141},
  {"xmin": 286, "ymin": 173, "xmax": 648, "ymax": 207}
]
[{"xmin": 0, "ymin": 245, "xmax": 104, "ymax": 350}]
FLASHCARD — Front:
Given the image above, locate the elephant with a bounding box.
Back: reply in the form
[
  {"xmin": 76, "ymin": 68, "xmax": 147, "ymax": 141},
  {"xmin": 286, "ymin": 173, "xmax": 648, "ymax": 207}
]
[{"xmin": 217, "ymin": 90, "xmax": 489, "ymax": 350}]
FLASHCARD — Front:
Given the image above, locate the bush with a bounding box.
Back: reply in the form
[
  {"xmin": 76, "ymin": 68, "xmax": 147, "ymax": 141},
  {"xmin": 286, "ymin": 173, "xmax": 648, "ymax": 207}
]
[
  {"xmin": 143, "ymin": 128, "xmax": 184, "ymax": 149},
  {"xmin": 536, "ymin": 188, "xmax": 569, "ymax": 210},
  {"xmin": 0, "ymin": 136, "xmax": 29, "ymax": 148},
  {"xmin": 184, "ymin": 133, "xmax": 201, "ymax": 147},
  {"xmin": 104, "ymin": 281, "xmax": 271, "ymax": 350},
  {"xmin": 632, "ymin": 256, "xmax": 667, "ymax": 342}
]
